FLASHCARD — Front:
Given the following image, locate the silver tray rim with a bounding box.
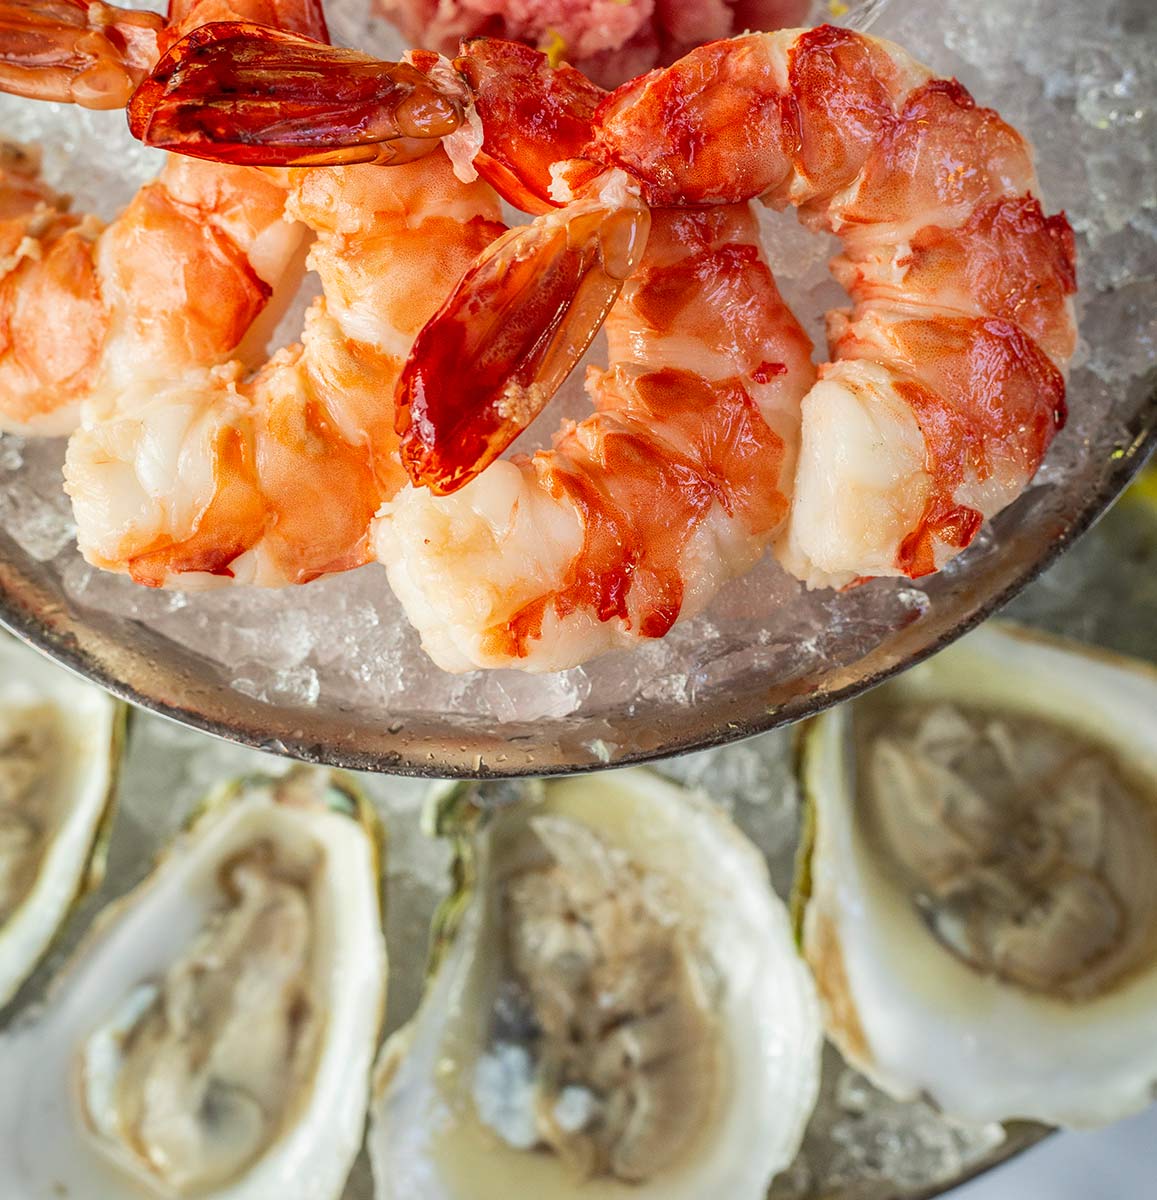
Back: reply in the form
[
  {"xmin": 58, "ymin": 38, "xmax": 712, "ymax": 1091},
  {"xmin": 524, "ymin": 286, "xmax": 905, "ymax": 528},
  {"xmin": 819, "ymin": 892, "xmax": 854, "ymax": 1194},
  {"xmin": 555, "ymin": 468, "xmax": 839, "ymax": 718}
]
[{"xmin": 1, "ymin": 381, "xmax": 1153, "ymax": 778}]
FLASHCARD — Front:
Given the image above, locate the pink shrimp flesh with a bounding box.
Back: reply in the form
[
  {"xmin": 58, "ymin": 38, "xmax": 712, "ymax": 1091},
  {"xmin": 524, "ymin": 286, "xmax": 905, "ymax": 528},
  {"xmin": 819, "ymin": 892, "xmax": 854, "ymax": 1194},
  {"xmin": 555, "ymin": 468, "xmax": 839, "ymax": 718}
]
[
  {"xmin": 377, "ymin": 202, "xmax": 815, "ymax": 671},
  {"xmin": 0, "ymin": 0, "xmax": 330, "ymax": 435},
  {"xmin": 585, "ymin": 27, "xmax": 1078, "ymax": 584}
]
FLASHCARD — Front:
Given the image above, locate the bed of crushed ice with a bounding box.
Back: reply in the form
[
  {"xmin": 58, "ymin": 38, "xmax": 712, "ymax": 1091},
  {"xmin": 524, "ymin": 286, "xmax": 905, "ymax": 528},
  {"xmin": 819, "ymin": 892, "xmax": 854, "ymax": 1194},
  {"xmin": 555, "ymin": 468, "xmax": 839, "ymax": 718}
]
[{"xmin": 0, "ymin": 0, "xmax": 1153, "ymax": 732}]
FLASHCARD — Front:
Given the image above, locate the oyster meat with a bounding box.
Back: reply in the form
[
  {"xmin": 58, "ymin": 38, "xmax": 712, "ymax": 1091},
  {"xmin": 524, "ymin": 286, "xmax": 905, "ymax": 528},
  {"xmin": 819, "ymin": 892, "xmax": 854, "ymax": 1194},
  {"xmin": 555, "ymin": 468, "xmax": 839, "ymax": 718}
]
[
  {"xmin": 800, "ymin": 622, "xmax": 1157, "ymax": 1127},
  {"xmin": 0, "ymin": 768, "xmax": 387, "ymax": 1198},
  {"xmin": 0, "ymin": 635, "xmax": 122, "ymax": 1008},
  {"xmin": 370, "ymin": 768, "xmax": 821, "ymax": 1198}
]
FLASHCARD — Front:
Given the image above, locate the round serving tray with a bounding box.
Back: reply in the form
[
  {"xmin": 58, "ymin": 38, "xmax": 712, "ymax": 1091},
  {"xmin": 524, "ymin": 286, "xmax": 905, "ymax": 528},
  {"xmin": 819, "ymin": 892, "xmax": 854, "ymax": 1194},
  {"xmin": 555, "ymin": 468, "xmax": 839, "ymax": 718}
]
[{"xmin": 0, "ymin": 0, "xmax": 1154, "ymax": 775}]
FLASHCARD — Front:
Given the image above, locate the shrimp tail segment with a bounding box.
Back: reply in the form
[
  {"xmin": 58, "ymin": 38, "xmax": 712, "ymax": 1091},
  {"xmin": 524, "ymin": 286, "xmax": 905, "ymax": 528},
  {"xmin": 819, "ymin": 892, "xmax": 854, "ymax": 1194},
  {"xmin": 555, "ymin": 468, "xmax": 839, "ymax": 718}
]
[
  {"xmin": 396, "ymin": 187, "xmax": 651, "ymax": 496},
  {"xmin": 454, "ymin": 38, "xmax": 605, "ymax": 213},
  {"xmin": 0, "ymin": 0, "xmax": 163, "ymax": 109},
  {"xmin": 128, "ymin": 22, "xmax": 466, "ymax": 166}
]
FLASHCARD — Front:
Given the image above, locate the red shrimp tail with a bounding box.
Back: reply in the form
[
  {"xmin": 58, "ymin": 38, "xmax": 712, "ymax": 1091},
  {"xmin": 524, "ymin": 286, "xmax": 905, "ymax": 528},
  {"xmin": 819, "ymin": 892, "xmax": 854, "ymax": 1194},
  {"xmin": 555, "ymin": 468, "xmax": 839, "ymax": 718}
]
[
  {"xmin": 455, "ymin": 38, "xmax": 605, "ymax": 213},
  {"xmin": 128, "ymin": 22, "xmax": 463, "ymax": 166},
  {"xmin": 0, "ymin": 0, "xmax": 162, "ymax": 109},
  {"xmin": 163, "ymin": 0, "xmax": 330, "ymax": 49},
  {"xmin": 397, "ymin": 194, "xmax": 651, "ymax": 497}
]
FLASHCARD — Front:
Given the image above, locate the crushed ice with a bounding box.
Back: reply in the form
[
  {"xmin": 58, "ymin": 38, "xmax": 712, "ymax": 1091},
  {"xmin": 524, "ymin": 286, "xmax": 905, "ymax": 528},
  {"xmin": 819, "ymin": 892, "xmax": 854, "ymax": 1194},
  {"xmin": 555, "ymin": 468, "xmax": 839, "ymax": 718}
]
[{"xmin": 0, "ymin": 0, "xmax": 1153, "ymax": 732}]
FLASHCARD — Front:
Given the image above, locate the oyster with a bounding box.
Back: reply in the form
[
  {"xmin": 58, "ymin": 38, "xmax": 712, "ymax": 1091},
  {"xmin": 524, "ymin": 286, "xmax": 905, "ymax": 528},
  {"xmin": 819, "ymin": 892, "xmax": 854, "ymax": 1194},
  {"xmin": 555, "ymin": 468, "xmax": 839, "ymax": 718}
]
[
  {"xmin": 370, "ymin": 768, "xmax": 820, "ymax": 1198},
  {"xmin": 0, "ymin": 634, "xmax": 123, "ymax": 1007},
  {"xmin": 0, "ymin": 768, "xmax": 387, "ymax": 1198},
  {"xmin": 799, "ymin": 621, "xmax": 1157, "ymax": 1127}
]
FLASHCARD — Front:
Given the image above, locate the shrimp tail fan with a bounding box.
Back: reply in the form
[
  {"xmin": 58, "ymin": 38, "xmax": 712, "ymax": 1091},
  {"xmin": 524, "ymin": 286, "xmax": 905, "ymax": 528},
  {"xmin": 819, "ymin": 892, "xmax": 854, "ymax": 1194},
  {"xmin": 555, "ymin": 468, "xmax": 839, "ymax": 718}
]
[
  {"xmin": 397, "ymin": 190, "xmax": 651, "ymax": 496},
  {"xmin": 0, "ymin": 0, "xmax": 163, "ymax": 108},
  {"xmin": 127, "ymin": 21, "xmax": 464, "ymax": 165}
]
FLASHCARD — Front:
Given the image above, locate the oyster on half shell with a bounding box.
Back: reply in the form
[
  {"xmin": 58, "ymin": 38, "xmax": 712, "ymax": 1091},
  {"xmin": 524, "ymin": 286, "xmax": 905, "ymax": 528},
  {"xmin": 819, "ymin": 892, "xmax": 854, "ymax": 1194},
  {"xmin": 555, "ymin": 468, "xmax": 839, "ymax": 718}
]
[
  {"xmin": 0, "ymin": 634, "xmax": 123, "ymax": 1008},
  {"xmin": 0, "ymin": 768, "xmax": 387, "ymax": 1198},
  {"xmin": 370, "ymin": 767, "xmax": 821, "ymax": 1199},
  {"xmin": 798, "ymin": 621, "xmax": 1157, "ymax": 1128}
]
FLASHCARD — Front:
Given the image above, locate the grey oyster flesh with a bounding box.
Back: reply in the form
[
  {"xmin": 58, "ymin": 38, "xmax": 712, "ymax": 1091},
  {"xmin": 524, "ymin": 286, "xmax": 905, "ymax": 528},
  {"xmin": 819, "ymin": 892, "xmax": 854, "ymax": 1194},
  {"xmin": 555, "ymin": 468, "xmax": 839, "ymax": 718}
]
[
  {"xmin": 0, "ymin": 702, "xmax": 58, "ymax": 922},
  {"xmin": 472, "ymin": 815, "xmax": 719, "ymax": 1184},
  {"xmin": 858, "ymin": 700, "xmax": 1157, "ymax": 1002},
  {"xmin": 80, "ymin": 839, "xmax": 322, "ymax": 1195}
]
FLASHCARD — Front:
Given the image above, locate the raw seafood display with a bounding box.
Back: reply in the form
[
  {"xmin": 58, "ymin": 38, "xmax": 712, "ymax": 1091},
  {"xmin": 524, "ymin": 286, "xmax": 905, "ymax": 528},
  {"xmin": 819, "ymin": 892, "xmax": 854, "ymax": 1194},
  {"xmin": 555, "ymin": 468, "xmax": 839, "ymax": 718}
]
[
  {"xmin": 0, "ymin": 5, "xmax": 1079, "ymax": 676},
  {"xmin": 370, "ymin": 770, "xmax": 821, "ymax": 1198},
  {"xmin": 0, "ymin": 634, "xmax": 122, "ymax": 1005},
  {"xmin": 798, "ymin": 623, "xmax": 1157, "ymax": 1128},
  {"xmin": 381, "ymin": 200, "xmax": 815, "ymax": 670},
  {"xmin": 0, "ymin": 767, "xmax": 387, "ymax": 1198}
]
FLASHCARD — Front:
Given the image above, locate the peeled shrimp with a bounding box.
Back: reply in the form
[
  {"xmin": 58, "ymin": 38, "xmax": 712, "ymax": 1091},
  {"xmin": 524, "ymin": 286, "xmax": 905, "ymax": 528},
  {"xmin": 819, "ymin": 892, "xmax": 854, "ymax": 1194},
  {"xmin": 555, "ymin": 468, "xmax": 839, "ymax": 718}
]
[
  {"xmin": 66, "ymin": 157, "xmax": 502, "ymax": 586},
  {"xmin": 590, "ymin": 27, "xmax": 1078, "ymax": 586},
  {"xmin": 142, "ymin": 26, "xmax": 1077, "ymax": 593},
  {"xmin": 377, "ymin": 201, "xmax": 814, "ymax": 671},
  {"xmin": 430, "ymin": 28, "xmax": 1077, "ymax": 588},
  {"xmin": 0, "ymin": 141, "xmax": 104, "ymax": 435},
  {"xmin": 0, "ymin": 0, "xmax": 324, "ymax": 435},
  {"xmin": 2, "ymin": 0, "xmax": 504, "ymax": 587}
]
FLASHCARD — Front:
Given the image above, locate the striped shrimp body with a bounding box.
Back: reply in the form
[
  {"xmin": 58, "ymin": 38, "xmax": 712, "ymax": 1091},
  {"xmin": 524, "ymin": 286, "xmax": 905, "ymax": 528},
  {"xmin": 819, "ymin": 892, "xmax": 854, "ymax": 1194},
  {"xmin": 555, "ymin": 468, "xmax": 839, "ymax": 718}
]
[
  {"xmin": 67, "ymin": 157, "xmax": 503, "ymax": 586},
  {"xmin": 2, "ymin": 0, "xmax": 505, "ymax": 587},
  {"xmin": 592, "ymin": 27, "xmax": 1078, "ymax": 586},
  {"xmin": 139, "ymin": 25, "xmax": 1078, "ymax": 596},
  {"xmin": 0, "ymin": 0, "xmax": 322, "ymax": 435},
  {"xmin": 376, "ymin": 202, "xmax": 815, "ymax": 671}
]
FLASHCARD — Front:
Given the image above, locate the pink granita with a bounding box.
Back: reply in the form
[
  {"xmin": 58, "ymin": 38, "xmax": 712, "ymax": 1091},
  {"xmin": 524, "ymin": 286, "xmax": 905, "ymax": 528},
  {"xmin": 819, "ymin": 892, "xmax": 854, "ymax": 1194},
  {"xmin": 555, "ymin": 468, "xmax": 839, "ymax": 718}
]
[{"xmin": 377, "ymin": 0, "xmax": 812, "ymax": 87}]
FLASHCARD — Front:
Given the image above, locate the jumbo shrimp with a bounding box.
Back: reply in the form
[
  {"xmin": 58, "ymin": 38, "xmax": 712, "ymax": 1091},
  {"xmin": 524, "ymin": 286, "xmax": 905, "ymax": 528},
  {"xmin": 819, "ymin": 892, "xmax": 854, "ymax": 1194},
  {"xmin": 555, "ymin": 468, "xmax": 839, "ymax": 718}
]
[
  {"xmin": 2, "ymin": 1, "xmax": 505, "ymax": 585},
  {"xmin": 0, "ymin": 0, "xmax": 326, "ymax": 434},
  {"xmin": 66, "ymin": 158, "xmax": 503, "ymax": 586},
  {"xmin": 142, "ymin": 26, "xmax": 1078, "ymax": 591},
  {"xmin": 445, "ymin": 30, "xmax": 1077, "ymax": 588},
  {"xmin": 591, "ymin": 27, "xmax": 1078, "ymax": 587},
  {"xmin": 377, "ymin": 202, "xmax": 815, "ymax": 672}
]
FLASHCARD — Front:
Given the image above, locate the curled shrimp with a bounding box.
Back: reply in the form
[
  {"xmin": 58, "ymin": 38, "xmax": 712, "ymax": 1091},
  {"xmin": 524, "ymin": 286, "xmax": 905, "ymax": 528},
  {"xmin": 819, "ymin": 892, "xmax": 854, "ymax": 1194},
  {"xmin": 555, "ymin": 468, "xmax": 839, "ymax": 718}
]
[
  {"xmin": 377, "ymin": 201, "xmax": 815, "ymax": 671},
  {"xmin": 434, "ymin": 30, "xmax": 1079, "ymax": 587},
  {"xmin": 2, "ymin": 0, "xmax": 505, "ymax": 587},
  {"xmin": 0, "ymin": 0, "xmax": 328, "ymax": 435},
  {"xmin": 140, "ymin": 25, "xmax": 1078, "ymax": 596},
  {"xmin": 66, "ymin": 158, "xmax": 503, "ymax": 586},
  {"xmin": 588, "ymin": 27, "xmax": 1078, "ymax": 586}
]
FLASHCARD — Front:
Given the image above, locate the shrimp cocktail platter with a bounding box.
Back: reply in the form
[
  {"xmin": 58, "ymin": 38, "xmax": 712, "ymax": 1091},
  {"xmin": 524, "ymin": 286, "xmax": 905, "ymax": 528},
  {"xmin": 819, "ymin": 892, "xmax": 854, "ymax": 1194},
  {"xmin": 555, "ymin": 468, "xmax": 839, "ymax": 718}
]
[{"xmin": 0, "ymin": 0, "xmax": 1153, "ymax": 775}]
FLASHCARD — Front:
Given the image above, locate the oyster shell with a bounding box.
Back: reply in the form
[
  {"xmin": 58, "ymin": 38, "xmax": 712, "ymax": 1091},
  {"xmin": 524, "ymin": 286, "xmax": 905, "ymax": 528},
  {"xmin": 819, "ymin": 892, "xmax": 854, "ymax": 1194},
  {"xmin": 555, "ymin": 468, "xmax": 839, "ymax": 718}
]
[
  {"xmin": 0, "ymin": 768, "xmax": 387, "ymax": 1198},
  {"xmin": 370, "ymin": 768, "xmax": 820, "ymax": 1198},
  {"xmin": 0, "ymin": 634, "xmax": 123, "ymax": 1007},
  {"xmin": 798, "ymin": 621, "xmax": 1157, "ymax": 1127}
]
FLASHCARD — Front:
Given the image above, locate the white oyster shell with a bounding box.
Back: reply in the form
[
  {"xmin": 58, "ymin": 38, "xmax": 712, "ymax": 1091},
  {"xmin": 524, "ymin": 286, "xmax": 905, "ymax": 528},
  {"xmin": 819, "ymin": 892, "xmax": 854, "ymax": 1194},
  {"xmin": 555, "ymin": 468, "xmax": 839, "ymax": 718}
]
[
  {"xmin": 0, "ymin": 635, "xmax": 121, "ymax": 1008},
  {"xmin": 370, "ymin": 767, "xmax": 821, "ymax": 1199},
  {"xmin": 0, "ymin": 769, "xmax": 387, "ymax": 1198},
  {"xmin": 801, "ymin": 621, "xmax": 1157, "ymax": 1128}
]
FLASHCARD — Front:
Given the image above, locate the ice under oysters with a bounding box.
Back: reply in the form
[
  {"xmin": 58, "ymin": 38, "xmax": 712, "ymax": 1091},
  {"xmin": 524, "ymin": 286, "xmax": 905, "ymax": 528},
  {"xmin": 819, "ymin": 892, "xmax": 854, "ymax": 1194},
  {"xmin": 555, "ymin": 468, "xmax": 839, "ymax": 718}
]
[
  {"xmin": 0, "ymin": 634, "xmax": 122, "ymax": 1008},
  {"xmin": 799, "ymin": 622, "xmax": 1157, "ymax": 1127},
  {"xmin": 370, "ymin": 768, "xmax": 821, "ymax": 1199},
  {"xmin": 0, "ymin": 768, "xmax": 387, "ymax": 1199}
]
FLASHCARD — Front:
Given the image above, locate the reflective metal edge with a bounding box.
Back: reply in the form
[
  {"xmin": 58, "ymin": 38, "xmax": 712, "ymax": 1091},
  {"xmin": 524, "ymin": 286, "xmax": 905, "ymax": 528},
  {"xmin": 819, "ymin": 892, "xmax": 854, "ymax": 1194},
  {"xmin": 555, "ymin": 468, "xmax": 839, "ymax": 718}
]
[{"xmin": 1, "ymin": 378, "xmax": 1154, "ymax": 779}]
